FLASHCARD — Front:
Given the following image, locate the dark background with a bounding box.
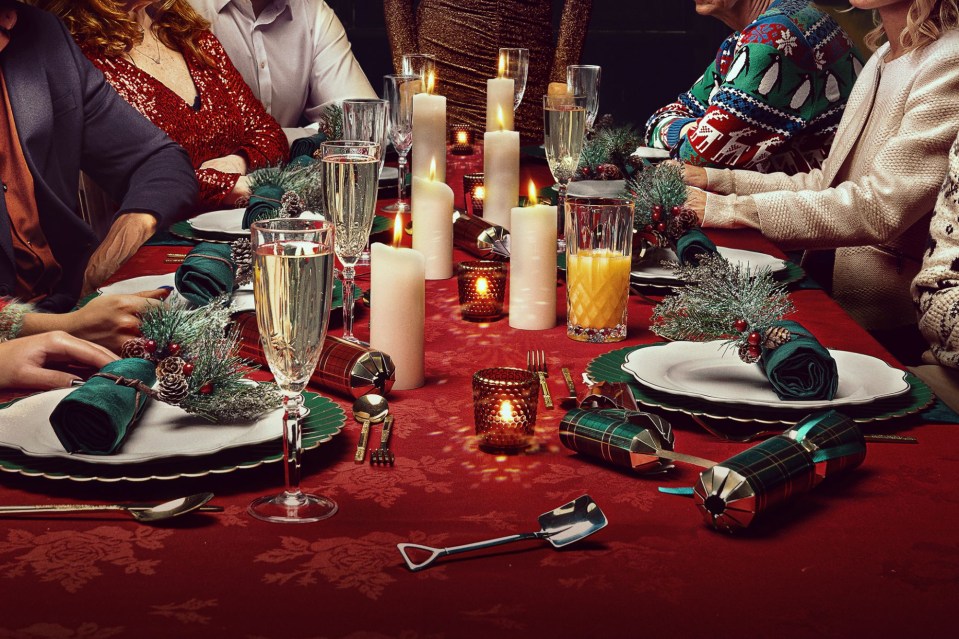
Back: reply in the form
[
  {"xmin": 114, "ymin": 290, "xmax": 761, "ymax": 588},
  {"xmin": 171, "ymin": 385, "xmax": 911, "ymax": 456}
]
[{"xmin": 326, "ymin": 1, "xmax": 870, "ymax": 130}]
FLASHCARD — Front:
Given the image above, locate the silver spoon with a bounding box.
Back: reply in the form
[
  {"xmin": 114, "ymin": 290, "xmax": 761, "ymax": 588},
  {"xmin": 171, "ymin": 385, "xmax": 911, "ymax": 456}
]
[
  {"xmin": 352, "ymin": 394, "xmax": 389, "ymax": 463},
  {"xmin": 0, "ymin": 492, "xmax": 216, "ymax": 524}
]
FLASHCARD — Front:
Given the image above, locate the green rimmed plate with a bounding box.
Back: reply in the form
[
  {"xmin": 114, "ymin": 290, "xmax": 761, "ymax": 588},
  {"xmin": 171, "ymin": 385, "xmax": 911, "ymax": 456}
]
[
  {"xmin": 170, "ymin": 214, "xmax": 395, "ymax": 244},
  {"xmin": 586, "ymin": 343, "xmax": 933, "ymax": 427},
  {"xmin": 0, "ymin": 392, "xmax": 344, "ymax": 483}
]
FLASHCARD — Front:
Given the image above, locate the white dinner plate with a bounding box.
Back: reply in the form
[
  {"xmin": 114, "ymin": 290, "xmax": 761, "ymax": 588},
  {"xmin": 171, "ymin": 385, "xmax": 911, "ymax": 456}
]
[
  {"xmin": 631, "ymin": 246, "xmax": 787, "ymax": 283},
  {"xmin": 187, "ymin": 208, "xmax": 247, "ymax": 236},
  {"xmin": 0, "ymin": 386, "xmax": 284, "ymax": 464},
  {"xmin": 633, "ymin": 146, "xmax": 671, "ymax": 162},
  {"xmin": 621, "ymin": 340, "xmax": 910, "ymax": 409},
  {"xmin": 98, "ymin": 273, "xmax": 254, "ymax": 313}
]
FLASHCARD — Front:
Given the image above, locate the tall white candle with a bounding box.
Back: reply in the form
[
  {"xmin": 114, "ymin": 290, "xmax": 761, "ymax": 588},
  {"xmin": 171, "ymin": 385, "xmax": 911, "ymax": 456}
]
[
  {"xmin": 483, "ymin": 105, "xmax": 519, "ymax": 230},
  {"xmin": 412, "ymin": 72, "xmax": 447, "ymax": 182},
  {"xmin": 371, "ymin": 238, "xmax": 425, "ymax": 390},
  {"xmin": 509, "ymin": 183, "xmax": 557, "ymax": 330},
  {"xmin": 411, "ymin": 158, "xmax": 454, "ymax": 279},
  {"xmin": 486, "ymin": 54, "xmax": 514, "ymax": 132}
]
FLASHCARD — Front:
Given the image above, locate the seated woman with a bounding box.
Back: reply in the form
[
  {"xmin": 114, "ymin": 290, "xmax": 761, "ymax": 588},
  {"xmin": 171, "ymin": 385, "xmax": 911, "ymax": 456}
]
[
  {"xmin": 645, "ymin": 0, "xmax": 862, "ymax": 173},
  {"xmin": 34, "ymin": 0, "xmax": 288, "ymax": 211},
  {"xmin": 685, "ymin": 0, "xmax": 959, "ymax": 364}
]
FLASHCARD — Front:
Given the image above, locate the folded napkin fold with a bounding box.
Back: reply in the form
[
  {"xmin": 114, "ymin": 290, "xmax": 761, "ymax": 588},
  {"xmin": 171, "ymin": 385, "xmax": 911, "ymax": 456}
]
[
  {"xmin": 49, "ymin": 358, "xmax": 157, "ymax": 455},
  {"xmin": 242, "ymin": 184, "xmax": 285, "ymax": 229},
  {"xmin": 674, "ymin": 228, "xmax": 717, "ymax": 266},
  {"xmin": 289, "ymin": 133, "xmax": 328, "ymax": 161},
  {"xmin": 174, "ymin": 242, "xmax": 236, "ymax": 306},
  {"xmin": 759, "ymin": 320, "xmax": 838, "ymax": 401}
]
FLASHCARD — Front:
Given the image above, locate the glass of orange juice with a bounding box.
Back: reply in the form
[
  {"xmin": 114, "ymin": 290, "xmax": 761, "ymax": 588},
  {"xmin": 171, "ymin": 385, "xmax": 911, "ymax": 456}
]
[{"xmin": 565, "ymin": 196, "xmax": 634, "ymax": 342}]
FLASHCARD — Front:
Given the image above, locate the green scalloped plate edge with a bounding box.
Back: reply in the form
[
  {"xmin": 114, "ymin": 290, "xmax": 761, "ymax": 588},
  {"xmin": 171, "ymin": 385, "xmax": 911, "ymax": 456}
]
[
  {"xmin": 0, "ymin": 392, "xmax": 345, "ymax": 483},
  {"xmin": 586, "ymin": 343, "xmax": 933, "ymax": 427},
  {"xmin": 170, "ymin": 215, "xmax": 394, "ymax": 244}
]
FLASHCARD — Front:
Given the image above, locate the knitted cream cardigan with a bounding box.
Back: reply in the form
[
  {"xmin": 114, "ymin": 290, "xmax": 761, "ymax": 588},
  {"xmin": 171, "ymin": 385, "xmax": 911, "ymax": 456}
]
[{"xmin": 701, "ymin": 30, "xmax": 959, "ymax": 331}]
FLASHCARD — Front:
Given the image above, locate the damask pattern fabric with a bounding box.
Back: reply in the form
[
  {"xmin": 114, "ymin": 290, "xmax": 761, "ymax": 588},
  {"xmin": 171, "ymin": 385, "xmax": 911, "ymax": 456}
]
[{"xmin": 645, "ymin": 0, "xmax": 861, "ymax": 173}]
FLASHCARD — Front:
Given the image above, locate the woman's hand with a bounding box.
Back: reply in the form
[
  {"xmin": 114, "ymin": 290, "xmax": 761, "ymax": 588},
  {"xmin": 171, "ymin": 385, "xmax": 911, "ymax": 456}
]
[
  {"xmin": 0, "ymin": 332, "xmax": 117, "ymax": 391},
  {"xmin": 682, "ymin": 163, "xmax": 708, "ymax": 190},
  {"xmin": 686, "ymin": 187, "xmax": 707, "ymax": 225},
  {"xmin": 200, "ymin": 154, "xmax": 248, "ymax": 175}
]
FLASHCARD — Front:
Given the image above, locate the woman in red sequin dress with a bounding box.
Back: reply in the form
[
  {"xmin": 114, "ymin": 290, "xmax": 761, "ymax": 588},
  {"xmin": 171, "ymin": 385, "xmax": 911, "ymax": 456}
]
[{"xmin": 33, "ymin": 0, "xmax": 287, "ymax": 212}]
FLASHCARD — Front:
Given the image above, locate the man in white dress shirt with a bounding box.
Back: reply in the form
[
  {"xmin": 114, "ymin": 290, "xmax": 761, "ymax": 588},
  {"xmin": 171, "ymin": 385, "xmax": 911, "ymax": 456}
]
[{"xmin": 190, "ymin": 0, "xmax": 376, "ymax": 142}]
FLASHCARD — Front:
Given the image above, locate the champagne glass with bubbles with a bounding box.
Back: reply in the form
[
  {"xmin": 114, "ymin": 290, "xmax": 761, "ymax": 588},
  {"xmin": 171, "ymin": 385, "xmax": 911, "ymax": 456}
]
[
  {"xmin": 249, "ymin": 218, "xmax": 336, "ymax": 523},
  {"xmin": 343, "ymin": 98, "xmax": 389, "ymax": 264},
  {"xmin": 382, "ymin": 74, "xmax": 420, "ymax": 214},
  {"xmin": 498, "ymin": 48, "xmax": 529, "ymax": 111},
  {"xmin": 543, "ymin": 94, "xmax": 587, "ymax": 250},
  {"xmin": 321, "ymin": 140, "xmax": 381, "ymax": 343}
]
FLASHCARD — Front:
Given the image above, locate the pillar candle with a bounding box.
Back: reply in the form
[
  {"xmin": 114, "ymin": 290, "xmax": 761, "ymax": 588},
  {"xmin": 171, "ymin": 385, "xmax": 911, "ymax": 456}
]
[
  {"xmin": 411, "ymin": 159, "xmax": 454, "ymax": 279},
  {"xmin": 509, "ymin": 191, "xmax": 557, "ymax": 330},
  {"xmin": 371, "ymin": 242, "xmax": 426, "ymax": 390},
  {"xmin": 486, "ymin": 55, "xmax": 514, "ymax": 132},
  {"xmin": 483, "ymin": 106, "xmax": 519, "ymax": 230},
  {"xmin": 412, "ymin": 73, "xmax": 447, "ymax": 182}
]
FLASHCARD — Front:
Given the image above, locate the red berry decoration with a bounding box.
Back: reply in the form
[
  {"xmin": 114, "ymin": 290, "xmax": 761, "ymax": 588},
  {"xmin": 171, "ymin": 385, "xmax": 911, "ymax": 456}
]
[
  {"xmin": 747, "ymin": 345, "xmax": 761, "ymax": 360},
  {"xmin": 651, "ymin": 209, "xmax": 662, "ymax": 222},
  {"xmin": 656, "ymin": 222, "xmax": 666, "ymax": 232},
  {"xmin": 644, "ymin": 224, "xmax": 653, "ymax": 232},
  {"xmin": 167, "ymin": 343, "xmax": 181, "ymax": 357},
  {"xmin": 733, "ymin": 319, "xmax": 748, "ymax": 332},
  {"xmin": 200, "ymin": 382, "xmax": 214, "ymax": 395},
  {"xmin": 652, "ymin": 204, "xmax": 663, "ymax": 217},
  {"xmin": 671, "ymin": 205, "xmax": 683, "ymax": 216},
  {"xmin": 182, "ymin": 362, "xmax": 195, "ymax": 377},
  {"xmin": 747, "ymin": 331, "xmax": 761, "ymax": 346},
  {"xmin": 144, "ymin": 339, "xmax": 157, "ymax": 354}
]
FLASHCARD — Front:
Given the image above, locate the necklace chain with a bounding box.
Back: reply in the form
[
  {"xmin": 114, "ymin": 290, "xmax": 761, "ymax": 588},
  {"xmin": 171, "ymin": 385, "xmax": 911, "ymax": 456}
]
[{"xmin": 132, "ymin": 32, "xmax": 162, "ymax": 65}]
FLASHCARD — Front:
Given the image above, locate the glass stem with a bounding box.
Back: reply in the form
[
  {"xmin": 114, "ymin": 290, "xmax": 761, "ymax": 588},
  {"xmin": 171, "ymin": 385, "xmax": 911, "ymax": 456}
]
[
  {"xmin": 396, "ymin": 154, "xmax": 408, "ymax": 206},
  {"xmin": 556, "ymin": 182, "xmax": 569, "ymax": 242},
  {"xmin": 282, "ymin": 392, "xmax": 305, "ymax": 500},
  {"xmin": 341, "ymin": 265, "xmax": 357, "ymax": 341}
]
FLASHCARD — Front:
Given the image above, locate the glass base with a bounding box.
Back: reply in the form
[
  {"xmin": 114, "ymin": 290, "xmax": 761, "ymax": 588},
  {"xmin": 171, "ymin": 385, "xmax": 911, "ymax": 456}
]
[
  {"xmin": 567, "ymin": 323, "xmax": 627, "ymax": 343},
  {"xmin": 248, "ymin": 491, "xmax": 337, "ymax": 523}
]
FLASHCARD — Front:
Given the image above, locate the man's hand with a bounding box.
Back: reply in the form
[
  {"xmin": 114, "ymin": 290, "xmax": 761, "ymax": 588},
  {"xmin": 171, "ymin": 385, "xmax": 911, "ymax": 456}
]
[
  {"xmin": 0, "ymin": 332, "xmax": 117, "ymax": 391},
  {"xmin": 82, "ymin": 212, "xmax": 157, "ymax": 295},
  {"xmin": 199, "ymin": 154, "xmax": 248, "ymax": 175}
]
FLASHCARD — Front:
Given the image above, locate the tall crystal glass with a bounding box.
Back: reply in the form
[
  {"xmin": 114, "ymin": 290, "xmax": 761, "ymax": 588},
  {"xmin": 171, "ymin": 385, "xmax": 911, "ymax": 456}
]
[
  {"xmin": 401, "ymin": 53, "xmax": 437, "ymax": 91},
  {"xmin": 498, "ymin": 48, "xmax": 529, "ymax": 111},
  {"xmin": 382, "ymin": 74, "xmax": 420, "ymax": 214},
  {"xmin": 343, "ymin": 98, "xmax": 389, "ymax": 264},
  {"xmin": 566, "ymin": 65, "xmax": 601, "ymax": 131},
  {"xmin": 321, "ymin": 140, "xmax": 381, "ymax": 343},
  {"xmin": 249, "ymin": 218, "xmax": 336, "ymax": 523},
  {"xmin": 543, "ymin": 94, "xmax": 587, "ymax": 248}
]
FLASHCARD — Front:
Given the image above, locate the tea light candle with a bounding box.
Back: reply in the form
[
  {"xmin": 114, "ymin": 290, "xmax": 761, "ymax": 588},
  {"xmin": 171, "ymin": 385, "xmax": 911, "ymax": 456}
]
[
  {"xmin": 509, "ymin": 181, "xmax": 557, "ymax": 330},
  {"xmin": 463, "ymin": 173, "xmax": 485, "ymax": 216},
  {"xmin": 472, "ymin": 366, "xmax": 539, "ymax": 452},
  {"xmin": 450, "ymin": 124, "xmax": 474, "ymax": 155},
  {"xmin": 486, "ymin": 54, "xmax": 514, "ymax": 132},
  {"xmin": 483, "ymin": 105, "xmax": 519, "ymax": 230},
  {"xmin": 412, "ymin": 72, "xmax": 447, "ymax": 182},
  {"xmin": 457, "ymin": 260, "xmax": 507, "ymax": 320},
  {"xmin": 412, "ymin": 158, "xmax": 454, "ymax": 280},
  {"xmin": 370, "ymin": 218, "xmax": 425, "ymax": 390}
]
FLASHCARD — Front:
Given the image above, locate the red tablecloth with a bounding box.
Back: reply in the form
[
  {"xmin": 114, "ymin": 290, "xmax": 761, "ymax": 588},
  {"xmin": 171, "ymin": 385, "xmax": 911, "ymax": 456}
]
[{"xmin": 0, "ymin": 166, "xmax": 956, "ymax": 638}]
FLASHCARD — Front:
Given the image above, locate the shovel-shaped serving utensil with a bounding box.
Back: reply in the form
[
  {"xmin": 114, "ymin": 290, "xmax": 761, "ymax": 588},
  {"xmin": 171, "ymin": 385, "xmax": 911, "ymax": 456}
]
[{"xmin": 397, "ymin": 495, "xmax": 607, "ymax": 572}]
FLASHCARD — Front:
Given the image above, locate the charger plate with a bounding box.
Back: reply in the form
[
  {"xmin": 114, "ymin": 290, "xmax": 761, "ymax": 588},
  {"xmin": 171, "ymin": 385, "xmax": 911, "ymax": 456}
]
[
  {"xmin": 171, "ymin": 213, "xmax": 394, "ymax": 244},
  {"xmin": 0, "ymin": 392, "xmax": 344, "ymax": 482},
  {"xmin": 587, "ymin": 343, "xmax": 933, "ymax": 427}
]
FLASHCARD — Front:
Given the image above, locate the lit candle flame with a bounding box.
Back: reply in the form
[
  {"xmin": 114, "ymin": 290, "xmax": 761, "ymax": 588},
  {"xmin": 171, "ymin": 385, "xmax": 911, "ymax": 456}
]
[
  {"xmin": 429, "ymin": 157, "xmax": 437, "ymax": 182},
  {"xmin": 476, "ymin": 276, "xmax": 489, "ymax": 296},
  {"xmin": 474, "ymin": 186, "xmax": 485, "ymax": 200},
  {"xmin": 498, "ymin": 54, "xmax": 506, "ymax": 78},
  {"xmin": 527, "ymin": 179, "xmax": 538, "ymax": 206},
  {"xmin": 499, "ymin": 400, "xmax": 513, "ymax": 421},
  {"xmin": 426, "ymin": 71, "xmax": 435, "ymax": 95},
  {"xmin": 456, "ymin": 130, "xmax": 469, "ymax": 144},
  {"xmin": 497, "ymin": 105, "xmax": 505, "ymax": 132},
  {"xmin": 392, "ymin": 213, "xmax": 403, "ymax": 247}
]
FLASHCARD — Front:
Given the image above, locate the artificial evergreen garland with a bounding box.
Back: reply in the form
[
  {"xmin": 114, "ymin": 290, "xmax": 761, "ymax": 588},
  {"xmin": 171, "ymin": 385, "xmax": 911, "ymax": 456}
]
[
  {"xmin": 119, "ymin": 302, "xmax": 281, "ymax": 421},
  {"xmin": 650, "ymin": 253, "xmax": 795, "ymax": 363},
  {"xmin": 576, "ymin": 119, "xmax": 646, "ymax": 180},
  {"xmin": 624, "ymin": 162, "xmax": 700, "ymax": 250},
  {"xmin": 317, "ymin": 103, "xmax": 343, "ymax": 141},
  {"xmin": 245, "ymin": 159, "xmax": 324, "ymax": 218}
]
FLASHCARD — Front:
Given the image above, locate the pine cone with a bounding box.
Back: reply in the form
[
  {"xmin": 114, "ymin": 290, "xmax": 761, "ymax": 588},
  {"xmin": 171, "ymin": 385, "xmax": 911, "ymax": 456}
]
[
  {"xmin": 738, "ymin": 342, "xmax": 761, "ymax": 364},
  {"xmin": 666, "ymin": 216, "xmax": 686, "ymax": 241},
  {"xmin": 230, "ymin": 238, "xmax": 253, "ymax": 286},
  {"xmin": 763, "ymin": 325, "xmax": 792, "ymax": 350},
  {"xmin": 279, "ymin": 191, "xmax": 303, "ymax": 218},
  {"xmin": 156, "ymin": 356, "xmax": 186, "ymax": 379},
  {"xmin": 676, "ymin": 207, "xmax": 698, "ymax": 231},
  {"xmin": 234, "ymin": 194, "xmax": 250, "ymax": 209},
  {"xmin": 596, "ymin": 163, "xmax": 623, "ymax": 180},
  {"xmin": 157, "ymin": 373, "xmax": 190, "ymax": 405},
  {"xmin": 627, "ymin": 155, "xmax": 646, "ymax": 173},
  {"xmin": 120, "ymin": 338, "xmax": 149, "ymax": 360}
]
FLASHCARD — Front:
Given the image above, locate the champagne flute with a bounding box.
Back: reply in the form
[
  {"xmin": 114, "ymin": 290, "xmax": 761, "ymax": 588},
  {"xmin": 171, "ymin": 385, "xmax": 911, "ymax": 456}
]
[
  {"xmin": 342, "ymin": 98, "xmax": 390, "ymax": 265},
  {"xmin": 498, "ymin": 48, "xmax": 529, "ymax": 111},
  {"xmin": 566, "ymin": 65, "xmax": 601, "ymax": 131},
  {"xmin": 543, "ymin": 94, "xmax": 587, "ymax": 250},
  {"xmin": 401, "ymin": 53, "xmax": 437, "ymax": 91},
  {"xmin": 321, "ymin": 140, "xmax": 381, "ymax": 343},
  {"xmin": 249, "ymin": 218, "xmax": 336, "ymax": 523},
  {"xmin": 382, "ymin": 74, "xmax": 420, "ymax": 213}
]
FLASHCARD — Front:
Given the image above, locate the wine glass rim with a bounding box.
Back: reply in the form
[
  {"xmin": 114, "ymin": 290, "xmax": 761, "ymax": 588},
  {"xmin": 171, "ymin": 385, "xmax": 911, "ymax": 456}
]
[
  {"xmin": 342, "ymin": 98, "xmax": 388, "ymax": 104},
  {"xmin": 498, "ymin": 47, "xmax": 529, "ymax": 53},
  {"xmin": 385, "ymin": 73, "xmax": 419, "ymax": 80},
  {"xmin": 250, "ymin": 218, "xmax": 333, "ymax": 232},
  {"xmin": 568, "ymin": 64, "xmax": 601, "ymax": 70},
  {"xmin": 321, "ymin": 139, "xmax": 381, "ymax": 150}
]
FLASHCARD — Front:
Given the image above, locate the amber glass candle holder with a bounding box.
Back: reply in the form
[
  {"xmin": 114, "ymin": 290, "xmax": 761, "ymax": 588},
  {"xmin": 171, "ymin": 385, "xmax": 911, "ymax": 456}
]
[
  {"xmin": 457, "ymin": 261, "xmax": 507, "ymax": 321},
  {"xmin": 463, "ymin": 172, "xmax": 485, "ymax": 216},
  {"xmin": 472, "ymin": 367, "xmax": 538, "ymax": 452},
  {"xmin": 450, "ymin": 123, "xmax": 475, "ymax": 155}
]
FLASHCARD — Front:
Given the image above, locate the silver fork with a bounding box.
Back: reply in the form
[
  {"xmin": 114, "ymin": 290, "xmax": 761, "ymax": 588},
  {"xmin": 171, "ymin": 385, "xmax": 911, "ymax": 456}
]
[
  {"xmin": 370, "ymin": 415, "xmax": 395, "ymax": 466},
  {"xmin": 526, "ymin": 350, "xmax": 554, "ymax": 410}
]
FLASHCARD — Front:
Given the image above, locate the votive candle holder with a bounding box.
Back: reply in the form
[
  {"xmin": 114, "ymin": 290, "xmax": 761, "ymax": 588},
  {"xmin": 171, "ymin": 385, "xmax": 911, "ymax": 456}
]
[
  {"xmin": 457, "ymin": 261, "xmax": 507, "ymax": 321},
  {"xmin": 463, "ymin": 172, "xmax": 485, "ymax": 216},
  {"xmin": 450, "ymin": 123, "xmax": 475, "ymax": 155},
  {"xmin": 472, "ymin": 367, "xmax": 538, "ymax": 452}
]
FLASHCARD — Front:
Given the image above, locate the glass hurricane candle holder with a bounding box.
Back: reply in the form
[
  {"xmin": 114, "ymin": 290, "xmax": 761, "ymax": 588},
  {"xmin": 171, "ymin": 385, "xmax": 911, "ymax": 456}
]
[
  {"xmin": 463, "ymin": 172, "xmax": 485, "ymax": 217},
  {"xmin": 472, "ymin": 367, "xmax": 538, "ymax": 452},
  {"xmin": 450, "ymin": 123, "xmax": 475, "ymax": 155},
  {"xmin": 457, "ymin": 261, "xmax": 507, "ymax": 321}
]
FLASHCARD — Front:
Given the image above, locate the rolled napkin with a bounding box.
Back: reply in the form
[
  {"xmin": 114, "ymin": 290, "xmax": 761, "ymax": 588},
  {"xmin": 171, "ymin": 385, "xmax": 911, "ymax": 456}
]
[
  {"xmin": 174, "ymin": 242, "xmax": 236, "ymax": 306},
  {"xmin": 241, "ymin": 184, "xmax": 285, "ymax": 229},
  {"xmin": 759, "ymin": 320, "xmax": 839, "ymax": 401},
  {"xmin": 49, "ymin": 358, "xmax": 157, "ymax": 455},
  {"xmin": 674, "ymin": 228, "xmax": 717, "ymax": 266},
  {"xmin": 289, "ymin": 133, "xmax": 327, "ymax": 161},
  {"xmin": 286, "ymin": 154, "xmax": 315, "ymax": 170}
]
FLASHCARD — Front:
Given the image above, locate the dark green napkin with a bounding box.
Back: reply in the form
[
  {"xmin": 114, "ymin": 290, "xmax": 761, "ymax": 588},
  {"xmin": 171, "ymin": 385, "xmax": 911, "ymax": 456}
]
[
  {"xmin": 174, "ymin": 242, "xmax": 236, "ymax": 306},
  {"xmin": 289, "ymin": 132, "xmax": 328, "ymax": 161},
  {"xmin": 286, "ymin": 154, "xmax": 316, "ymax": 170},
  {"xmin": 49, "ymin": 358, "xmax": 157, "ymax": 455},
  {"xmin": 242, "ymin": 184, "xmax": 285, "ymax": 229},
  {"xmin": 759, "ymin": 320, "xmax": 838, "ymax": 401},
  {"xmin": 675, "ymin": 228, "xmax": 717, "ymax": 266}
]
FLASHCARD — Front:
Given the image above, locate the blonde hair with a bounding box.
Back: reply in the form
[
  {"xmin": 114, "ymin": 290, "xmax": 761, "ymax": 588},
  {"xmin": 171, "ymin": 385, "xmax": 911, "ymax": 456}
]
[
  {"xmin": 864, "ymin": 0, "xmax": 959, "ymax": 52},
  {"xmin": 30, "ymin": 0, "xmax": 212, "ymax": 66}
]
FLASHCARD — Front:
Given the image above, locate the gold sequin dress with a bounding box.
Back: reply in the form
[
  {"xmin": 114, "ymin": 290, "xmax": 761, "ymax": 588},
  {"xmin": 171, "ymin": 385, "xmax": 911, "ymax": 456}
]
[{"xmin": 384, "ymin": 0, "xmax": 592, "ymax": 143}]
